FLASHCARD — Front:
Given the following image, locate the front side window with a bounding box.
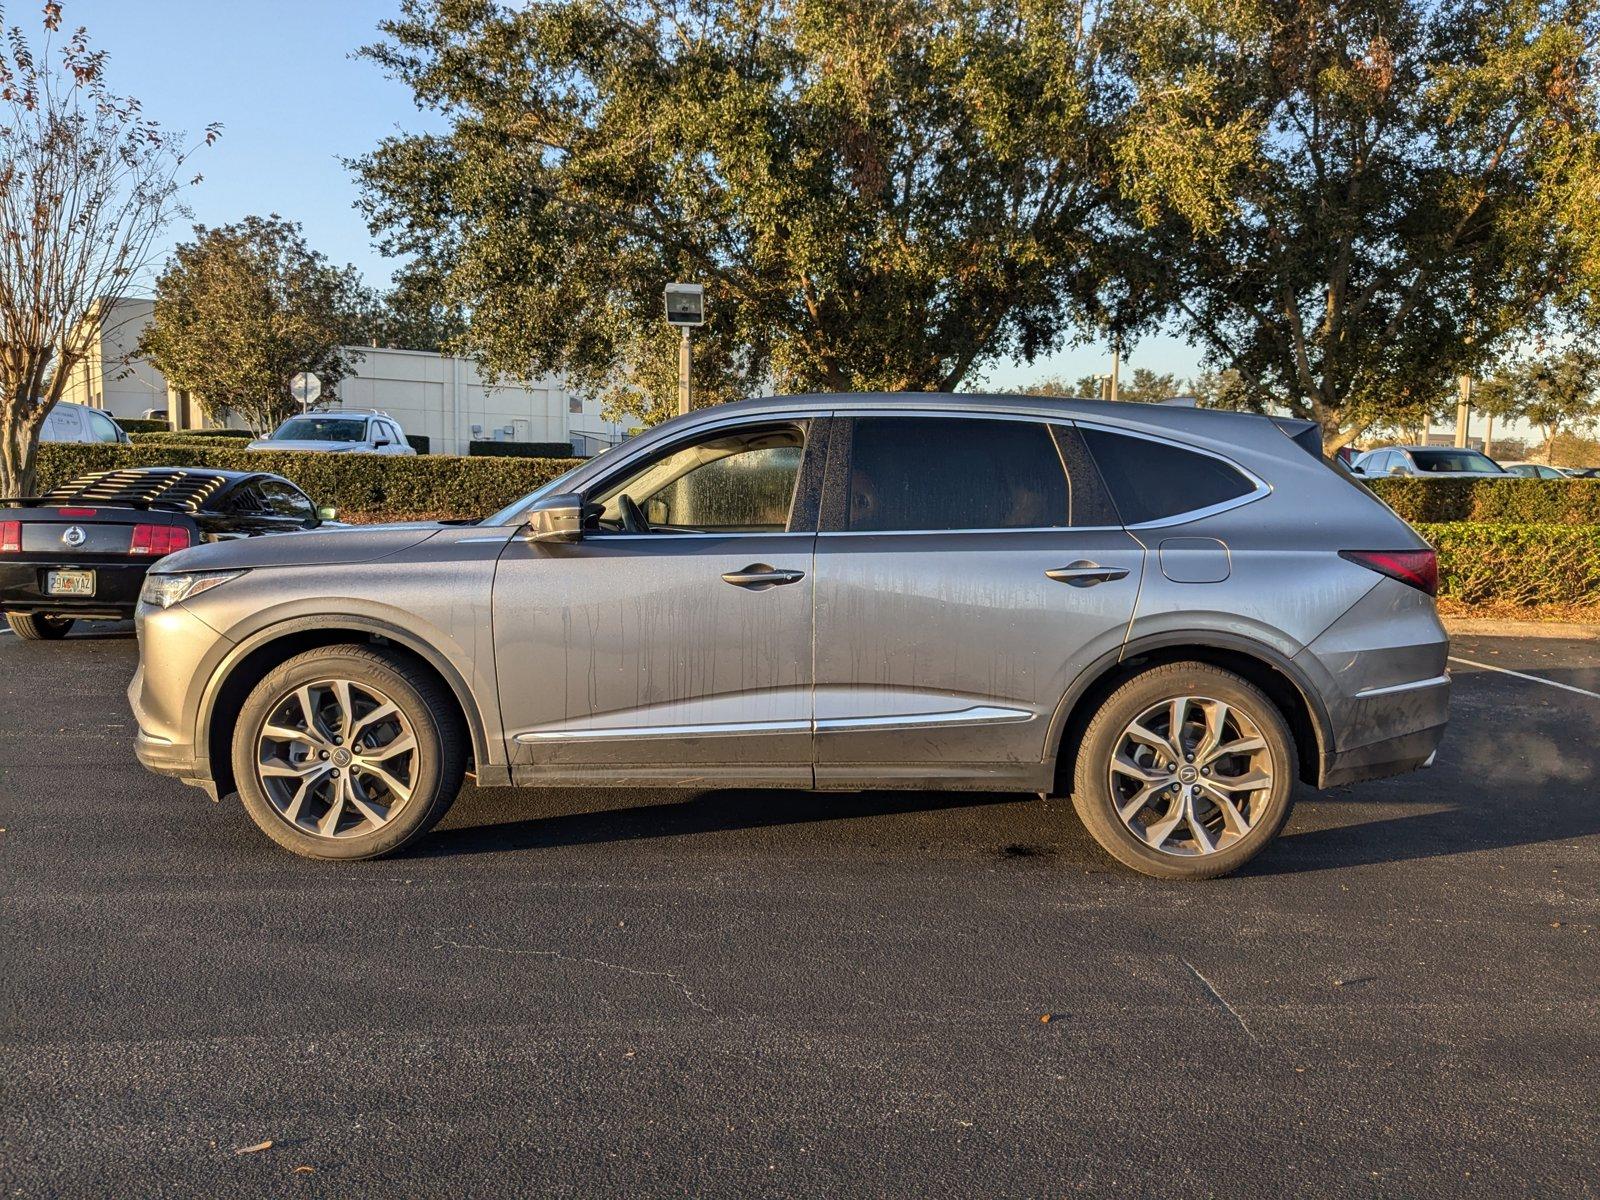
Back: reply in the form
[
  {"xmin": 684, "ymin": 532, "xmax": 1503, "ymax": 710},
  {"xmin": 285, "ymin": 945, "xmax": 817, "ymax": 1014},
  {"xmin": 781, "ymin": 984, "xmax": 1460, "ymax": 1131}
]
[
  {"xmin": 840, "ymin": 416, "xmax": 1074, "ymax": 532},
  {"xmin": 1080, "ymin": 428, "xmax": 1256, "ymax": 525},
  {"xmin": 273, "ymin": 417, "xmax": 367, "ymax": 443},
  {"xmin": 589, "ymin": 424, "xmax": 806, "ymax": 533},
  {"xmin": 88, "ymin": 411, "xmax": 123, "ymax": 443}
]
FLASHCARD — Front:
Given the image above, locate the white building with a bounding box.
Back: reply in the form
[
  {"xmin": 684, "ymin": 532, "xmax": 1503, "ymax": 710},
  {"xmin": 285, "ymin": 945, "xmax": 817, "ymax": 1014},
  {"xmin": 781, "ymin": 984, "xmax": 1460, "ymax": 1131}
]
[{"xmin": 61, "ymin": 296, "xmax": 633, "ymax": 456}]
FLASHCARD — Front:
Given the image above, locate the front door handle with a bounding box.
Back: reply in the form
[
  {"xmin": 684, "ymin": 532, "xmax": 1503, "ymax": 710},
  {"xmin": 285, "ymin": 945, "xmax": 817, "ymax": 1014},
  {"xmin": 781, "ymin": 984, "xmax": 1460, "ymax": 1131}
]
[
  {"xmin": 1046, "ymin": 561, "xmax": 1130, "ymax": 587},
  {"xmin": 722, "ymin": 563, "xmax": 806, "ymax": 591}
]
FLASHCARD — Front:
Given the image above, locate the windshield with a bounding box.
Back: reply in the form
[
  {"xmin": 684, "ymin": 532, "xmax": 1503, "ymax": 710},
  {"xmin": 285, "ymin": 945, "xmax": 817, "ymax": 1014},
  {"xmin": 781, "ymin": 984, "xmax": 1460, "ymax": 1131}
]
[
  {"xmin": 1410, "ymin": 449, "xmax": 1502, "ymax": 474},
  {"xmin": 273, "ymin": 417, "xmax": 367, "ymax": 442}
]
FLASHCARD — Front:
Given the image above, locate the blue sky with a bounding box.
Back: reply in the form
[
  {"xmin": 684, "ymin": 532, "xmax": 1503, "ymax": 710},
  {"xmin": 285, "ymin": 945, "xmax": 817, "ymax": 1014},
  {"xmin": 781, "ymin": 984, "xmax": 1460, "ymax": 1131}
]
[{"xmin": 67, "ymin": 0, "xmax": 1203, "ymax": 390}]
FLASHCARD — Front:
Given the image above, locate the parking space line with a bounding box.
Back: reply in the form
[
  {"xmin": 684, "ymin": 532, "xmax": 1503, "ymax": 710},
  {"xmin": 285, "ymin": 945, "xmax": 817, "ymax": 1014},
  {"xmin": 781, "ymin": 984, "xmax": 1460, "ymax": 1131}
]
[{"xmin": 1449, "ymin": 655, "xmax": 1600, "ymax": 701}]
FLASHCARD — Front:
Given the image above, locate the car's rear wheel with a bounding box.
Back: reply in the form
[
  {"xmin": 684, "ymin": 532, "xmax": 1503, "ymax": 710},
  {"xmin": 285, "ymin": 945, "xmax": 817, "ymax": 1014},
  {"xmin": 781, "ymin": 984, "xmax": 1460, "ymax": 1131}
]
[
  {"xmin": 1071, "ymin": 662, "xmax": 1296, "ymax": 880},
  {"xmin": 6, "ymin": 613, "xmax": 74, "ymax": 640},
  {"xmin": 231, "ymin": 644, "xmax": 466, "ymax": 860}
]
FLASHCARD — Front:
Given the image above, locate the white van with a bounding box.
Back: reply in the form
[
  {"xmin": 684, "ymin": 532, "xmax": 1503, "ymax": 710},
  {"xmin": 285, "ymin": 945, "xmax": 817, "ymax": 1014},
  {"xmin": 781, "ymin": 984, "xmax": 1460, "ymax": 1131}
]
[{"xmin": 41, "ymin": 402, "xmax": 131, "ymax": 445}]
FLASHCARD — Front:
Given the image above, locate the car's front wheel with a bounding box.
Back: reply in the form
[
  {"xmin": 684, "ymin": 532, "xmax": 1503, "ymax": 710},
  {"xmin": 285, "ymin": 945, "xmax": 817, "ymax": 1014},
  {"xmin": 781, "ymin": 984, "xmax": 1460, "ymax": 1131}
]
[
  {"xmin": 1071, "ymin": 662, "xmax": 1297, "ymax": 880},
  {"xmin": 231, "ymin": 644, "xmax": 466, "ymax": 860},
  {"xmin": 6, "ymin": 613, "xmax": 74, "ymax": 640}
]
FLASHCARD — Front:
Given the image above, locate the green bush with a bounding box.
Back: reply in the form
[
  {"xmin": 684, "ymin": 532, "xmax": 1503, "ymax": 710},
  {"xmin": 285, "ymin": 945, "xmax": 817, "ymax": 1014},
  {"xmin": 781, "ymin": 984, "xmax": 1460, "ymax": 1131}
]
[
  {"xmin": 128, "ymin": 433, "xmax": 257, "ymax": 448},
  {"xmin": 1370, "ymin": 476, "xmax": 1600, "ymax": 524},
  {"xmin": 113, "ymin": 417, "xmax": 171, "ymax": 434},
  {"xmin": 36, "ymin": 443, "xmax": 581, "ymax": 522},
  {"xmin": 1417, "ymin": 522, "xmax": 1600, "ymax": 607},
  {"xmin": 406, "ymin": 434, "xmax": 430, "ymax": 455}
]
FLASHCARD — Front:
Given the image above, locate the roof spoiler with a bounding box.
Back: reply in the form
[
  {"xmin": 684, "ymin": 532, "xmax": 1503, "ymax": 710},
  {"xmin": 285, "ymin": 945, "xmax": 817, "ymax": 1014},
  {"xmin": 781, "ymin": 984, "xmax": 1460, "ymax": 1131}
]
[{"xmin": 1271, "ymin": 416, "xmax": 1323, "ymax": 458}]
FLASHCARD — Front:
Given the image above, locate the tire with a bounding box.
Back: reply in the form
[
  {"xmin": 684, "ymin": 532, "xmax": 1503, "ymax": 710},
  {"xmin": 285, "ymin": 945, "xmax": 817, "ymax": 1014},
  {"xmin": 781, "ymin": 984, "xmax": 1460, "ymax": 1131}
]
[
  {"xmin": 6, "ymin": 613, "xmax": 74, "ymax": 640},
  {"xmin": 1070, "ymin": 662, "xmax": 1297, "ymax": 880},
  {"xmin": 231, "ymin": 644, "xmax": 467, "ymax": 861}
]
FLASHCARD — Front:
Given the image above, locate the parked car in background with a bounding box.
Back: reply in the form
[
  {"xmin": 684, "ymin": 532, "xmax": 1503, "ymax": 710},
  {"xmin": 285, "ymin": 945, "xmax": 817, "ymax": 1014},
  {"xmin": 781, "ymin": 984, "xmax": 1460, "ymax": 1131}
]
[
  {"xmin": 1556, "ymin": 466, "xmax": 1600, "ymax": 479},
  {"xmin": 1350, "ymin": 445, "xmax": 1508, "ymax": 477},
  {"xmin": 40, "ymin": 401, "xmax": 131, "ymax": 445},
  {"xmin": 1501, "ymin": 462, "xmax": 1568, "ymax": 479},
  {"xmin": 132, "ymin": 393, "xmax": 1450, "ymax": 880},
  {"xmin": 250, "ymin": 410, "xmax": 415, "ymax": 455},
  {"xmin": 2, "ymin": 467, "xmax": 332, "ymax": 640}
]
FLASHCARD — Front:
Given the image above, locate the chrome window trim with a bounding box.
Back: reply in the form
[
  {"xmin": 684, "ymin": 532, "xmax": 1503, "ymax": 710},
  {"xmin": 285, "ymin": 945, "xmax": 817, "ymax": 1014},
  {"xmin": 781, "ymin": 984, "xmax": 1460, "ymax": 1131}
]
[
  {"xmin": 496, "ymin": 410, "xmax": 832, "ymax": 525},
  {"xmin": 1069, "ymin": 419, "xmax": 1271, "ymax": 530}
]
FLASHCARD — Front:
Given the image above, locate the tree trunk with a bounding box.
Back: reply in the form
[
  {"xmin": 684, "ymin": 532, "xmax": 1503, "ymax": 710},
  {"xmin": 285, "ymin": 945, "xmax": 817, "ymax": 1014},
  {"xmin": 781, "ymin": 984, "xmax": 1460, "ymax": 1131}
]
[{"xmin": 0, "ymin": 417, "xmax": 41, "ymax": 499}]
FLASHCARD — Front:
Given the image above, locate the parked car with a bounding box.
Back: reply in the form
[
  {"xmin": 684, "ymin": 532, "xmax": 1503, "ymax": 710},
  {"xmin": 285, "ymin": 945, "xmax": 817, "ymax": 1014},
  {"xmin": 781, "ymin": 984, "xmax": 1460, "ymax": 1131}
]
[
  {"xmin": 131, "ymin": 393, "xmax": 1450, "ymax": 879},
  {"xmin": 1501, "ymin": 462, "xmax": 1569, "ymax": 479},
  {"xmin": 1349, "ymin": 445, "xmax": 1507, "ymax": 477},
  {"xmin": 1556, "ymin": 466, "xmax": 1600, "ymax": 479},
  {"xmin": 40, "ymin": 401, "xmax": 131, "ymax": 445},
  {"xmin": 249, "ymin": 410, "xmax": 415, "ymax": 455},
  {"xmin": 2, "ymin": 467, "xmax": 332, "ymax": 640}
]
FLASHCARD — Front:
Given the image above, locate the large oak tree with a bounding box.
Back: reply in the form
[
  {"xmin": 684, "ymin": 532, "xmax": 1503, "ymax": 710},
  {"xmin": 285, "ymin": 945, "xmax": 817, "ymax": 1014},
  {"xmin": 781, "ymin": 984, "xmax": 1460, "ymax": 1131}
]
[
  {"xmin": 352, "ymin": 0, "xmax": 1126, "ymax": 423},
  {"xmin": 1105, "ymin": 0, "xmax": 1600, "ymax": 450}
]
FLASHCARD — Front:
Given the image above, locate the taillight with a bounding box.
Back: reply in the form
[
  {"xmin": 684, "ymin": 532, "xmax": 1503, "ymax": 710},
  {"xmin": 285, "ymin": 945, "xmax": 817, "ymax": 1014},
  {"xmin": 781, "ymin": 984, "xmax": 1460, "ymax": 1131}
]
[
  {"xmin": 57, "ymin": 507, "xmax": 97, "ymax": 517},
  {"xmin": 0, "ymin": 520, "xmax": 19, "ymax": 553},
  {"xmin": 1340, "ymin": 549, "xmax": 1438, "ymax": 596},
  {"xmin": 129, "ymin": 524, "xmax": 192, "ymax": 556}
]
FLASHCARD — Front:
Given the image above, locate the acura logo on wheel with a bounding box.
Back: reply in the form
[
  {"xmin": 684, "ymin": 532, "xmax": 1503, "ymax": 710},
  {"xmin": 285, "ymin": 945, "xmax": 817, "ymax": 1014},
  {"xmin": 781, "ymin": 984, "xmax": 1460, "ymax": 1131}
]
[{"xmin": 61, "ymin": 525, "xmax": 86, "ymax": 548}]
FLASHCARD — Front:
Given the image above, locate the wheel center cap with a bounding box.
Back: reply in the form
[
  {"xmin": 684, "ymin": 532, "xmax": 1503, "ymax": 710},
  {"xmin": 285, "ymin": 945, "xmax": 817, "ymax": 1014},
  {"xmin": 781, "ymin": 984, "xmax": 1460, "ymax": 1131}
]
[
  {"xmin": 1178, "ymin": 765, "xmax": 1198, "ymax": 784},
  {"xmin": 332, "ymin": 748, "xmax": 352, "ymax": 767}
]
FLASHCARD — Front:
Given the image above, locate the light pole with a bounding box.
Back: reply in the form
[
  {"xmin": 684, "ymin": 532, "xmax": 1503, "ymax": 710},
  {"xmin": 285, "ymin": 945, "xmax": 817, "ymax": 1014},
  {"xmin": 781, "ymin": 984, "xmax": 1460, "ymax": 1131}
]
[{"xmin": 663, "ymin": 282, "xmax": 705, "ymax": 415}]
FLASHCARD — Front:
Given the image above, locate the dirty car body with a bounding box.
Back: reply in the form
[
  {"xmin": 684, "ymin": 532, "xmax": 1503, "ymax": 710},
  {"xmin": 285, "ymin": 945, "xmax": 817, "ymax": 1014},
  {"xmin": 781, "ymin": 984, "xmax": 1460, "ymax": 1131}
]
[{"xmin": 130, "ymin": 394, "xmax": 1450, "ymax": 878}]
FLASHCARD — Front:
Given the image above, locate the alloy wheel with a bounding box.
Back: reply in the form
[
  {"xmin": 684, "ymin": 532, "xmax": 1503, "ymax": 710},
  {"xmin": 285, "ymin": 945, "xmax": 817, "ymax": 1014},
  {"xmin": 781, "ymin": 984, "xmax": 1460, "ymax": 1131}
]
[
  {"xmin": 254, "ymin": 678, "xmax": 418, "ymax": 838},
  {"xmin": 1107, "ymin": 695, "xmax": 1273, "ymax": 857}
]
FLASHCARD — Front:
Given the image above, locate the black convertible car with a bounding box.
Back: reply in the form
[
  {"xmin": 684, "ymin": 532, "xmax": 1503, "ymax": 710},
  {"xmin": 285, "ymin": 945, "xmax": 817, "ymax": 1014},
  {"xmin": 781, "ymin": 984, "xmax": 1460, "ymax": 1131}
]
[{"xmin": 1, "ymin": 467, "xmax": 331, "ymax": 639}]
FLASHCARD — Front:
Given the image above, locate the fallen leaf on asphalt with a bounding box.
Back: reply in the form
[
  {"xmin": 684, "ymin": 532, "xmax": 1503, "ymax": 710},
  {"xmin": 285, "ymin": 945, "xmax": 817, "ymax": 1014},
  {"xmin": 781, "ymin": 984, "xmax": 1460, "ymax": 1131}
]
[
  {"xmin": 235, "ymin": 1140, "xmax": 273, "ymax": 1155},
  {"xmin": 1040, "ymin": 1014, "xmax": 1051, "ymax": 1023},
  {"xmin": 294, "ymin": 1166, "xmax": 315, "ymax": 1174}
]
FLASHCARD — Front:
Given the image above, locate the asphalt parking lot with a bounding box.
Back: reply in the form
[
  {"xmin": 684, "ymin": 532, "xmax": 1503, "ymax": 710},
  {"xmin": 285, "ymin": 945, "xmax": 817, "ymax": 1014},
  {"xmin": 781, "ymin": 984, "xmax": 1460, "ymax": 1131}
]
[{"xmin": 1, "ymin": 626, "xmax": 1597, "ymax": 1197}]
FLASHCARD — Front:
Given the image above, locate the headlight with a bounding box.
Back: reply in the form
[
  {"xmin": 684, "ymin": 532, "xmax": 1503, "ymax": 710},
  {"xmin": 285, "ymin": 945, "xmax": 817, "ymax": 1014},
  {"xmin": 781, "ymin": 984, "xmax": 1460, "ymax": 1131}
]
[{"xmin": 140, "ymin": 569, "xmax": 247, "ymax": 609}]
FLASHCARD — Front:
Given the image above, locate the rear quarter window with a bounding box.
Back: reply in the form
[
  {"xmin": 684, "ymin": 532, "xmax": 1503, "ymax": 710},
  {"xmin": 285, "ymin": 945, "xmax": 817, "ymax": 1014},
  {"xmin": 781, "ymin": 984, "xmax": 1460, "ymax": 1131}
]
[{"xmin": 1081, "ymin": 428, "xmax": 1257, "ymax": 525}]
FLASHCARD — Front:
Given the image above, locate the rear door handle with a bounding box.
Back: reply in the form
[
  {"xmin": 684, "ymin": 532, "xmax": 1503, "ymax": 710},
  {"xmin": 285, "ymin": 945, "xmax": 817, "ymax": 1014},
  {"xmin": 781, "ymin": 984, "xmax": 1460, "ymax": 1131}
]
[
  {"xmin": 721, "ymin": 563, "xmax": 806, "ymax": 591},
  {"xmin": 1046, "ymin": 561, "xmax": 1130, "ymax": 587}
]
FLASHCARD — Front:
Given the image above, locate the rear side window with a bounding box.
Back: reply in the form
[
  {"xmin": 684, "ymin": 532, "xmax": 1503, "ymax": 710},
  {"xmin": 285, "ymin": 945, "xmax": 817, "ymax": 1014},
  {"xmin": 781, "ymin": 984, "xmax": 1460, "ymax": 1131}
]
[
  {"xmin": 1081, "ymin": 428, "xmax": 1256, "ymax": 525},
  {"xmin": 840, "ymin": 416, "xmax": 1094, "ymax": 532}
]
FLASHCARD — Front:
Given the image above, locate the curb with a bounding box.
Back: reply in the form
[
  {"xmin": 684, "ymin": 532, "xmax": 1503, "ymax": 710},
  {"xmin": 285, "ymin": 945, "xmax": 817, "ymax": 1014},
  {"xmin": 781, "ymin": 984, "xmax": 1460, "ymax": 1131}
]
[{"xmin": 1443, "ymin": 617, "xmax": 1600, "ymax": 640}]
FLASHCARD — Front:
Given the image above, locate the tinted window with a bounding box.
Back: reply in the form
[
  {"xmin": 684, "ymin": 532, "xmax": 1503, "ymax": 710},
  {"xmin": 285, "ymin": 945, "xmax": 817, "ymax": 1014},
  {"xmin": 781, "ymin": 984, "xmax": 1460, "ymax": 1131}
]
[
  {"xmin": 273, "ymin": 417, "xmax": 367, "ymax": 442},
  {"xmin": 1081, "ymin": 429, "xmax": 1255, "ymax": 525},
  {"xmin": 843, "ymin": 417, "xmax": 1071, "ymax": 532},
  {"xmin": 1410, "ymin": 449, "xmax": 1502, "ymax": 474},
  {"xmin": 259, "ymin": 480, "xmax": 315, "ymax": 522},
  {"xmin": 592, "ymin": 424, "xmax": 805, "ymax": 533}
]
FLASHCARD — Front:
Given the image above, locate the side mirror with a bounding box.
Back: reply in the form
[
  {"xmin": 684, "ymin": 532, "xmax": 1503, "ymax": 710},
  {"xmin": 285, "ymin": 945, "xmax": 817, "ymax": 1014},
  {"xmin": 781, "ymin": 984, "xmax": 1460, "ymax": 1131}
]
[
  {"xmin": 522, "ymin": 493, "xmax": 585, "ymax": 543},
  {"xmin": 1348, "ymin": 464, "xmax": 1365, "ymax": 475},
  {"xmin": 316, "ymin": 505, "xmax": 338, "ymax": 522}
]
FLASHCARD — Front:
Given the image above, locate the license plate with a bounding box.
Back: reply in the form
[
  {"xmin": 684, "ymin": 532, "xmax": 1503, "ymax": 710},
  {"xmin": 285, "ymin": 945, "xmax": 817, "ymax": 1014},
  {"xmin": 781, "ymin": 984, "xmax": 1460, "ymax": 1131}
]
[{"xmin": 45, "ymin": 569, "xmax": 95, "ymax": 597}]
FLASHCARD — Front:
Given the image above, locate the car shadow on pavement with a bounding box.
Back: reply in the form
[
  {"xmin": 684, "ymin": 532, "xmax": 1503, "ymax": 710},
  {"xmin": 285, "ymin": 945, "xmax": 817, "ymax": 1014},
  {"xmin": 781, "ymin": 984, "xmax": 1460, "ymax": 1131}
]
[{"xmin": 421, "ymin": 787, "xmax": 1020, "ymax": 859}]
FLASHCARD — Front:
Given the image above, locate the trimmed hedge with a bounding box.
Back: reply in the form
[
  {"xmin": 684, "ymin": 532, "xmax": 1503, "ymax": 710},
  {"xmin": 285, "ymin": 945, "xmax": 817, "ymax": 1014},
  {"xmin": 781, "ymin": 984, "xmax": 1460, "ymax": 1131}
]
[
  {"xmin": 470, "ymin": 439, "xmax": 575, "ymax": 458},
  {"xmin": 35, "ymin": 442, "xmax": 580, "ymax": 523},
  {"xmin": 1418, "ymin": 522, "xmax": 1600, "ymax": 607},
  {"xmin": 128, "ymin": 433, "xmax": 257, "ymax": 448},
  {"xmin": 1370, "ymin": 476, "xmax": 1600, "ymax": 524},
  {"xmin": 113, "ymin": 417, "xmax": 171, "ymax": 434},
  {"xmin": 406, "ymin": 434, "xmax": 430, "ymax": 455}
]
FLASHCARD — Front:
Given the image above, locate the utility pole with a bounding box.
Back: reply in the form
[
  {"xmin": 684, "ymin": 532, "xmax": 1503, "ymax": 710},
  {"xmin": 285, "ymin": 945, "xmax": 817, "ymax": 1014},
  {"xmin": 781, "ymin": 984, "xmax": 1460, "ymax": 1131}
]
[
  {"xmin": 678, "ymin": 327, "xmax": 693, "ymax": 416},
  {"xmin": 663, "ymin": 282, "xmax": 705, "ymax": 416},
  {"xmin": 1109, "ymin": 336, "xmax": 1121, "ymax": 403}
]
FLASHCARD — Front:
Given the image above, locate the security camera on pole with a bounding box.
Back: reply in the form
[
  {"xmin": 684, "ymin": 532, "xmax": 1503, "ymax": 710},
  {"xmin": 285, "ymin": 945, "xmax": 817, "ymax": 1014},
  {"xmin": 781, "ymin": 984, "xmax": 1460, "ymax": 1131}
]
[{"xmin": 663, "ymin": 283, "xmax": 704, "ymax": 415}]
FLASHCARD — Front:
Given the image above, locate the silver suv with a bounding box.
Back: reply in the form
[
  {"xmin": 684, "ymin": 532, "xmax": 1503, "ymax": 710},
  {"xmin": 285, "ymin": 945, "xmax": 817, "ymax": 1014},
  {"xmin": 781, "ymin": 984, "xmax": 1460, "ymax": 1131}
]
[
  {"xmin": 131, "ymin": 394, "xmax": 1450, "ymax": 879},
  {"xmin": 248, "ymin": 410, "xmax": 415, "ymax": 455}
]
